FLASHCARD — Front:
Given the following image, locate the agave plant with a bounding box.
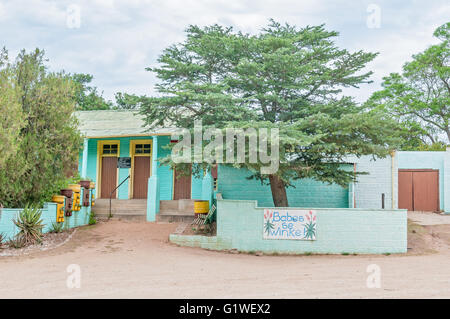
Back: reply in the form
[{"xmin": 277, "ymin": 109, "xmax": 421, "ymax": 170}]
[
  {"xmin": 8, "ymin": 236, "xmax": 25, "ymax": 249},
  {"xmin": 304, "ymin": 221, "xmax": 316, "ymax": 240},
  {"xmin": 49, "ymin": 221, "xmax": 65, "ymax": 233},
  {"xmin": 13, "ymin": 205, "xmax": 44, "ymax": 246},
  {"xmin": 0, "ymin": 232, "xmax": 5, "ymax": 248}
]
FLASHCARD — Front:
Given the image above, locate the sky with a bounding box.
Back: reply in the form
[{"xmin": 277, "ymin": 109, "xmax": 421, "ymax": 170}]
[{"xmin": 0, "ymin": 0, "xmax": 449, "ymax": 103}]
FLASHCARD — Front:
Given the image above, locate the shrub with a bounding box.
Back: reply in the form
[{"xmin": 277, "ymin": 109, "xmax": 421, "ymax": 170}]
[
  {"xmin": 0, "ymin": 48, "xmax": 82, "ymax": 208},
  {"xmin": 13, "ymin": 205, "xmax": 44, "ymax": 246},
  {"xmin": 49, "ymin": 221, "xmax": 65, "ymax": 233},
  {"xmin": 0, "ymin": 232, "xmax": 5, "ymax": 248},
  {"xmin": 88, "ymin": 211, "xmax": 97, "ymax": 225},
  {"xmin": 8, "ymin": 237, "xmax": 25, "ymax": 249}
]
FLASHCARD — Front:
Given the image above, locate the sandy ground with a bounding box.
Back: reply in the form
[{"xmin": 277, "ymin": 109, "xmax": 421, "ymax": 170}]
[{"xmin": 0, "ymin": 213, "xmax": 450, "ymax": 299}]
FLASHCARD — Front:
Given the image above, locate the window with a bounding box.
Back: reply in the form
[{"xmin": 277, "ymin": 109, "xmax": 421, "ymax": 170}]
[
  {"xmin": 135, "ymin": 143, "xmax": 151, "ymax": 154},
  {"xmin": 102, "ymin": 144, "xmax": 118, "ymax": 155}
]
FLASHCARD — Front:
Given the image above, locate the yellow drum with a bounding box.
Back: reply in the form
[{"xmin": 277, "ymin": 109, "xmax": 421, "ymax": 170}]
[
  {"xmin": 68, "ymin": 184, "xmax": 81, "ymax": 211},
  {"xmin": 194, "ymin": 200, "xmax": 209, "ymax": 214},
  {"xmin": 52, "ymin": 195, "xmax": 65, "ymax": 223},
  {"xmin": 90, "ymin": 182, "xmax": 96, "ymax": 206}
]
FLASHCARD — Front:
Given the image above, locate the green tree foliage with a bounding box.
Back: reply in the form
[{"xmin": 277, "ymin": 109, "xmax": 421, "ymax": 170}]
[
  {"xmin": 0, "ymin": 48, "xmax": 82, "ymax": 208},
  {"xmin": 114, "ymin": 92, "xmax": 148, "ymax": 110},
  {"xmin": 367, "ymin": 22, "xmax": 450, "ymax": 148},
  {"xmin": 141, "ymin": 21, "xmax": 402, "ymax": 207},
  {"xmin": 71, "ymin": 73, "xmax": 112, "ymax": 110},
  {"xmin": 0, "ymin": 48, "xmax": 24, "ymax": 168}
]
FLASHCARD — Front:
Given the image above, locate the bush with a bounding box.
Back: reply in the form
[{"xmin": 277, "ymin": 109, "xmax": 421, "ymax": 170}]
[
  {"xmin": 8, "ymin": 237, "xmax": 25, "ymax": 249},
  {"xmin": 0, "ymin": 48, "xmax": 82, "ymax": 208},
  {"xmin": 13, "ymin": 205, "xmax": 44, "ymax": 246},
  {"xmin": 49, "ymin": 221, "xmax": 65, "ymax": 233},
  {"xmin": 88, "ymin": 211, "xmax": 97, "ymax": 225},
  {"xmin": 0, "ymin": 232, "xmax": 5, "ymax": 248}
]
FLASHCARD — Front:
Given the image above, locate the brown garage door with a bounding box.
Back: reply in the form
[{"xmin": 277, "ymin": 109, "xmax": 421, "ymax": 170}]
[
  {"xmin": 173, "ymin": 166, "xmax": 191, "ymax": 200},
  {"xmin": 398, "ymin": 170, "xmax": 439, "ymax": 212}
]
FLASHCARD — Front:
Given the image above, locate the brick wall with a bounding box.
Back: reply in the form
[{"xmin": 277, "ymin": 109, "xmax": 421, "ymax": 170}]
[
  {"xmin": 346, "ymin": 154, "xmax": 397, "ymax": 210},
  {"xmin": 217, "ymin": 166, "xmax": 350, "ymax": 208}
]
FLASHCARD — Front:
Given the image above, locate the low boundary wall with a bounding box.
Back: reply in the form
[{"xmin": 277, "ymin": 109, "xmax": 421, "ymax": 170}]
[
  {"xmin": 170, "ymin": 199, "xmax": 407, "ymax": 254},
  {"xmin": 0, "ymin": 201, "xmax": 91, "ymax": 242}
]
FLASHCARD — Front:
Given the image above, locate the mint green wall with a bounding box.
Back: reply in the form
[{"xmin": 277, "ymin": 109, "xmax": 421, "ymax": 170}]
[
  {"xmin": 191, "ymin": 165, "xmax": 204, "ymax": 200},
  {"xmin": 0, "ymin": 192, "xmax": 92, "ymax": 242},
  {"xmin": 170, "ymin": 199, "xmax": 407, "ymax": 254},
  {"xmin": 217, "ymin": 166, "xmax": 350, "ymax": 208},
  {"xmin": 156, "ymin": 136, "xmax": 173, "ymax": 200}
]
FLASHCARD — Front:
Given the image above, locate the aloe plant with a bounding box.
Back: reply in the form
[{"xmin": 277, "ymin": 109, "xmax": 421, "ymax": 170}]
[
  {"xmin": 13, "ymin": 205, "xmax": 44, "ymax": 245},
  {"xmin": 49, "ymin": 221, "xmax": 65, "ymax": 233}
]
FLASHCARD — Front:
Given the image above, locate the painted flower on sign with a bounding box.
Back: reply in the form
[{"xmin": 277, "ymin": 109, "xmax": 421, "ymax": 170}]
[
  {"xmin": 264, "ymin": 210, "xmax": 274, "ymax": 235},
  {"xmin": 304, "ymin": 211, "xmax": 316, "ymax": 240}
]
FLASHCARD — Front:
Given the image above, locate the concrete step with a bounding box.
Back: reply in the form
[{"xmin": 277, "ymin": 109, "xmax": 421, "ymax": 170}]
[
  {"xmin": 156, "ymin": 214, "xmax": 195, "ymax": 223},
  {"xmin": 92, "ymin": 208, "xmax": 147, "ymax": 215},
  {"xmin": 96, "ymin": 214, "xmax": 147, "ymax": 222},
  {"xmin": 94, "ymin": 199, "xmax": 147, "ymax": 209},
  {"xmin": 160, "ymin": 199, "xmax": 195, "ymax": 214}
]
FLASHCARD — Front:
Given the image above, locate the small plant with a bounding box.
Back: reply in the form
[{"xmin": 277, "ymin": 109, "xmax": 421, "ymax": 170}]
[
  {"xmin": 8, "ymin": 236, "xmax": 25, "ymax": 249},
  {"xmin": 341, "ymin": 252, "xmax": 350, "ymax": 256},
  {"xmin": 13, "ymin": 205, "xmax": 44, "ymax": 246},
  {"xmin": 88, "ymin": 211, "xmax": 97, "ymax": 225},
  {"xmin": 49, "ymin": 221, "xmax": 65, "ymax": 233},
  {"xmin": 0, "ymin": 232, "xmax": 5, "ymax": 248}
]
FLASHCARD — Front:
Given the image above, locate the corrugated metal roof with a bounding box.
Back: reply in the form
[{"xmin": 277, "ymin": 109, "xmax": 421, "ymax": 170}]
[{"xmin": 74, "ymin": 110, "xmax": 176, "ymax": 138}]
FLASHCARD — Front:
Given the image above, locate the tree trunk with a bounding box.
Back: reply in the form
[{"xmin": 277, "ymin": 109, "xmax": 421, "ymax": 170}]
[{"xmin": 269, "ymin": 174, "xmax": 288, "ymax": 207}]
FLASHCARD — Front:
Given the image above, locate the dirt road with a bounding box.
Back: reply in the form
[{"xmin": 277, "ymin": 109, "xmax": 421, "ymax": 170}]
[{"xmin": 1, "ymin": 217, "xmax": 449, "ymax": 298}]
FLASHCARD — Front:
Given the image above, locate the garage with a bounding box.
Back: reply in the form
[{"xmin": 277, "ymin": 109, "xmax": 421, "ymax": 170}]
[{"xmin": 398, "ymin": 169, "xmax": 440, "ymax": 212}]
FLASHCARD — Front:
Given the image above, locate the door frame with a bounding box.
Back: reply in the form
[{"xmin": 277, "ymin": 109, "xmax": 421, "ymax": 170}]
[
  {"xmin": 96, "ymin": 140, "xmax": 120, "ymax": 199},
  {"xmin": 398, "ymin": 169, "xmax": 440, "ymax": 211},
  {"xmin": 129, "ymin": 139, "xmax": 153, "ymax": 199}
]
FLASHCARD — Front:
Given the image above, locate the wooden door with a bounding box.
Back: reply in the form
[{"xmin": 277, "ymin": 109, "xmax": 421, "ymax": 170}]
[
  {"xmin": 173, "ymin": 166, "xmax": 191, "ymax": 200},
  {"xmin": 398, "ymin": 170, "xmax": 439, "ymax": 212},
  {"xmin": 133, "ymin": 156, "xmax": 150, "ymax": 199},
  {"xmin": 398, "ymin": 171, "xmax": 413, "ymax": 211},
  {"xmin": 413, "ymin": 171, "xmax": 439, "ymax": 211},
  {"xmin": 101, "ymin": 157, "xmax": 118, "ymax": 198}
]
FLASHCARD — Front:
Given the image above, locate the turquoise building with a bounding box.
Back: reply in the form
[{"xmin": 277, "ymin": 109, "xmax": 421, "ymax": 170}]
[{"xmin": 76, "ymin": 111, "xmax": 450, "ymax": 222}]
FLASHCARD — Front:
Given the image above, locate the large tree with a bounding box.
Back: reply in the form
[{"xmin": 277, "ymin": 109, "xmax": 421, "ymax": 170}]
[
  {"xmin": 0, "ymin": 49, "xmax": 82, "ymax": 208},
  {"xmin": 0, "ymin": 48, "xmax": 24, "ymax": 169},
  {"xmin": 141, "ymin": 21, "xmax": 402, "ymax": 207},
  {"xmin": 71, "ymin": 73, "xmax": 112, "ymax": 110},
  {"xmin": 367, "ymin": 22, "xmax": 449, "ymax": 147}
]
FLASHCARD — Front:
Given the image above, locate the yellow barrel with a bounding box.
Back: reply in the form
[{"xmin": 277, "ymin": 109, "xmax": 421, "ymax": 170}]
[
  {"xmin": 194, "ymin": 200, "xmax": 209, "ymax": 214},
  {"xmin": 51, "ymin": 195, "xmax": 66, "ymax": 223},
  {"xmin": 89, "ymin": 181, "xmax": 96, "ymax": 206},
  {"xmin": 68, "ymin": 184, "xmax": 81, "ymax": 193},
  {"xmin": 51, "ymin": 195, "xmax": 65, "ymax": 205},
  {"xmin": 68, "ymin": 184, "xmax": 81, "ymax": 211}
]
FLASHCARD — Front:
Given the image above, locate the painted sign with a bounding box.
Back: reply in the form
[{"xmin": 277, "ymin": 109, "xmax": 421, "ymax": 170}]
[
  {"xmin": 263, "ymin": 209, "xmax": 317, "ymax": 240},
  {"xmin": 117, "ymin": 157, "xmax": 131, "ymax": 168}
]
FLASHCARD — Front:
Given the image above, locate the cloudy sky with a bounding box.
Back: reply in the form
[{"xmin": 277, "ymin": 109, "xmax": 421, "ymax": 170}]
[{"xmin": 0, "ymin": 0, "xmax": 448, "ymax": 102}]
